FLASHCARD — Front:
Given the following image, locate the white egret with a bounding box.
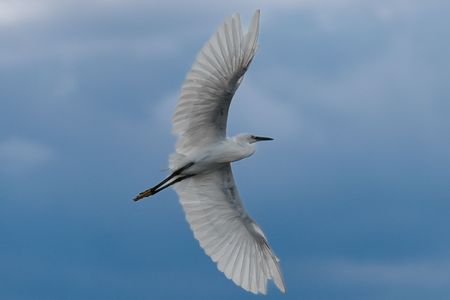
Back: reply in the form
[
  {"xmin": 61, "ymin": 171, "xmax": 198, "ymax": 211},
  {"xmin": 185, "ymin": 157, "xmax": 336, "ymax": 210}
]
[{"xmin": 134, "ymin": 10, "xmax": 285, "ymax": 294}]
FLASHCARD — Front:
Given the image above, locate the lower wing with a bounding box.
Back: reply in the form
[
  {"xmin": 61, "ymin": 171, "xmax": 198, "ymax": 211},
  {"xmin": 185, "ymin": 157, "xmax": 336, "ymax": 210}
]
[{"xmin": 173, "ymin": 163, "xmax": 285, "ymax": 294}]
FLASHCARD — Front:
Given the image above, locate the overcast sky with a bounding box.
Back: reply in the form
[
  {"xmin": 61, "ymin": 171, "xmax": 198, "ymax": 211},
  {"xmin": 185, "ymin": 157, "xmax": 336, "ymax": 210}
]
[{"xmin": 1, "ymin": 1, "xmax": 450, "ymax": 299}]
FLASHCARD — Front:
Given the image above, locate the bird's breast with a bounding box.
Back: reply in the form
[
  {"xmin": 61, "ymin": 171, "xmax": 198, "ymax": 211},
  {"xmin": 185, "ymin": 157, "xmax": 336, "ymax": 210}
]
[
  {"xmin": 208, "ymin": 140, "xmax": 255, "ymax": 164},
  {"xmin": 181, "ymin": 141, "xmax": 255, "ymax": 175}
]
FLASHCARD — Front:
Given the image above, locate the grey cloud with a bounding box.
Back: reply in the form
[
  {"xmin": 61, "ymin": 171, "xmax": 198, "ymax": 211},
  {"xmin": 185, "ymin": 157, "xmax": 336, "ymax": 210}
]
[
  {"xmin": 1, "ymin": 1, "xmax": 450, "ymax": 299},
  {"xmin": 0, "ymin": 137, "xmax": 56, "ymax": 173},
  {"xmin": 324, "ymin": 258, "xmax": 450, "ymax": 288}
]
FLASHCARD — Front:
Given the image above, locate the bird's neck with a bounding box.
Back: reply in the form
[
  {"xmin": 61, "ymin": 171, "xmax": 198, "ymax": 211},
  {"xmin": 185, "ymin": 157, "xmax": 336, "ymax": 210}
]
[{"xmin": 228, "ymin": 137, "xmax": 255, "ymax": 161}]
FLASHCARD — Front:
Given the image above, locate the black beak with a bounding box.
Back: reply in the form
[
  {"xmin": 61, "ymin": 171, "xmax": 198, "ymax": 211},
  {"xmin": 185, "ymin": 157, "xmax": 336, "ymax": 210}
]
[{"xmin": 254, "ymin": 136, "xmax": 274, "ymax": 141}]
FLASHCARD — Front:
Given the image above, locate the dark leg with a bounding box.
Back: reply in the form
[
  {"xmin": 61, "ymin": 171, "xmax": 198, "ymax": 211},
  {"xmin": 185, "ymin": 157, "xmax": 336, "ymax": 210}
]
[
  {"xmin": 150, "ymin": 162, "xmax": 194, "ymax": 191},
  {"xmin": 149, "ymin": 174, "xmax": 195, "ymax": 196},
  {"xmin": 133, "ymin": 163, "xmax": 194, "ymax": 201}
]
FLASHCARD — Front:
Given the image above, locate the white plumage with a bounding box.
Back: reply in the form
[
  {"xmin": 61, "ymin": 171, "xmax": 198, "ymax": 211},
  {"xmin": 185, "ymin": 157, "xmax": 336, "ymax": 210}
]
[
  {"xmin": 135, "ymin": 10, "xmax": 285, "ymax": 294},
  {"xmin": 175, "ymin": 164, "xmax": 285, "ymax": 294},
  {"xmin": 171, "ymin": 10, "xmax": 259, "ymax": 154}
]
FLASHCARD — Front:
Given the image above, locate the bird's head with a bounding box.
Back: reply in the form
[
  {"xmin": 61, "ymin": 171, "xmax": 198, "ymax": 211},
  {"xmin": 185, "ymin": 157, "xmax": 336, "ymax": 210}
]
[{"xmin": 234, "ymin": 133, "xmax": 274, "ymax": 144}]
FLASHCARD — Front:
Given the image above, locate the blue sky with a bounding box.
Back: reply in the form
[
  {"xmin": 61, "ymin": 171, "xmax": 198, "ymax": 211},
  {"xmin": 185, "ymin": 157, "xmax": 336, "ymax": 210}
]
[{"xmin": 1, "ymin": 0, "xmax": 450, "ymax": 299}]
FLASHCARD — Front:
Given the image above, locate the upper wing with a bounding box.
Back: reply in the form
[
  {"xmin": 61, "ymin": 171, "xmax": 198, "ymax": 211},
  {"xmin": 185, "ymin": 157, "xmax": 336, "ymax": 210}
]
[
  {"xmin": 173, "ymin": 164, "xmax": 286, "ymax": 294},
  {"xmin": 172, "ymin": 11, "xmax": 260, "ymax": 154}
]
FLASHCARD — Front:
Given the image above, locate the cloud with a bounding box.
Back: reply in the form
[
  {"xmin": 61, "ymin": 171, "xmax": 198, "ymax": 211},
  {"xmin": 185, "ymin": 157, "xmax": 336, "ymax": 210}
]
[
  {"xmin": 0, "ymin": 1, "xmax": 49, "ymax": 27},
  {"xmin": 0, "ymin": 137, "xmax": 56, "ymax": 174},
  {"xmin": 1, "ymin": 1, "xmax": 449, "ymax": 299},
  {"xmin": 319, "ymin": 258, "xmax": 450, "ymax": 288},
  {"xmin": 285, "ymin": 257, "xmax": 450, "ymax": 299},
  {"xmin": 229, "ymin": 80, "xmax": 301, "ymax": 138}
]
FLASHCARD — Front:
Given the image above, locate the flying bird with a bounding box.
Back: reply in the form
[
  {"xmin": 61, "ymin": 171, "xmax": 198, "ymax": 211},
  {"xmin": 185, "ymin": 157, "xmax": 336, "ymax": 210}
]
[{"xmin": 134, "ymin": 10, "xmax": 285, "ymax": 294}]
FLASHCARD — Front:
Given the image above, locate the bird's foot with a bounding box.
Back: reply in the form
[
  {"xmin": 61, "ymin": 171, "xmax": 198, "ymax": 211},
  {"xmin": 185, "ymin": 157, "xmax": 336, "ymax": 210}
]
[{"xmin": 133, "ymin": 188, "xmax": 155, "ymax": 201}]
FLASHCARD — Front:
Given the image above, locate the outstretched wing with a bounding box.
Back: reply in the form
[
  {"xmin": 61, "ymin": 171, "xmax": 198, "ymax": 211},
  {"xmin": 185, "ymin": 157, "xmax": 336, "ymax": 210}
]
[
  {"xmin": 173, "ymin": 164, "xmax": 286, "ymax": 294},
  {"xmin": 172, "ymin": 11, "xmax": 260, "ymax": 154}
]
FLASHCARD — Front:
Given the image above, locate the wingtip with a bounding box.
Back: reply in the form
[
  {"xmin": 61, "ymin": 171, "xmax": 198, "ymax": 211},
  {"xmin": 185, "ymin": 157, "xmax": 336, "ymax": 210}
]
[
  {"xmin": 273, "ymin": 265, "xmax": 287, "ymax": 294},
  {"xmin": 250, "ymin": 9, "xmax": 260, "ymax": 40},
  {"xmin": 253, "ymin": 9, "xmax": 261, "ymax": 22}
]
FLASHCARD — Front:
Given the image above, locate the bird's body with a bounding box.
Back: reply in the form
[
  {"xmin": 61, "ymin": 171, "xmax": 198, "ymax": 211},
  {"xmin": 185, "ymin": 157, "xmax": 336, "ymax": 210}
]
[
  {"xmin": 134, "ymin": 10, "xmax": 286, "ymax": 294},
  {"xmin": 170, "ymin": 135, "xmax": 256, "ymax": 175}
]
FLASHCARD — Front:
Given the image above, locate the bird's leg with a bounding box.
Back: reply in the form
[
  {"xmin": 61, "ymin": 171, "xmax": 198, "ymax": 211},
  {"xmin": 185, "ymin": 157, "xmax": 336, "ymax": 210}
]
[
  {"xmin": 148, "ymin": 174, "xmax": 195, "ymax": 196},
  {"xmin": 133, "ymin": 162, "xmax": 194, "ymax": 201},
  {"xmin": 133, "ymin": 174, "xmax": 195, "ymax": 201}
]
